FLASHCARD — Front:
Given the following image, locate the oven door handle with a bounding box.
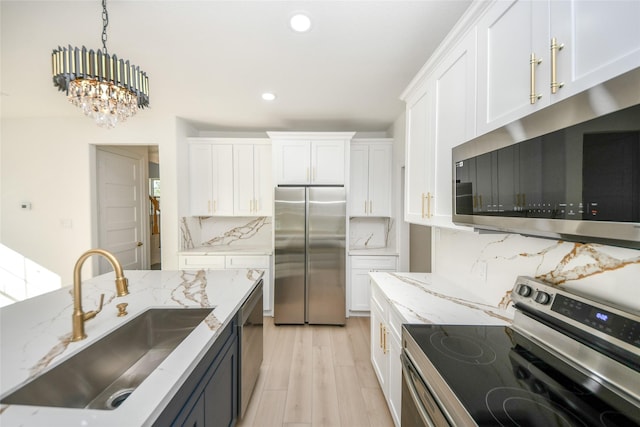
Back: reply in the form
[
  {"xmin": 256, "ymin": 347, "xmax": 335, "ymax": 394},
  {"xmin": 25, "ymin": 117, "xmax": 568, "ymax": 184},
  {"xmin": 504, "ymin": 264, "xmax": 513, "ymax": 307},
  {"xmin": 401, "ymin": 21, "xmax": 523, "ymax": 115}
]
[{"xmin": 401, "ymin": 352, "xmax": 437, "ymax": 427}]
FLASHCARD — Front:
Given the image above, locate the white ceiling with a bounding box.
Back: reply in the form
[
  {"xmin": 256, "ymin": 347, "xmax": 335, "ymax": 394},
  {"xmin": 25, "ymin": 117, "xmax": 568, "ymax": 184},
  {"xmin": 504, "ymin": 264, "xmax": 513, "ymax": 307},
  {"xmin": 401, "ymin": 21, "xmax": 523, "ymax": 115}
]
[{"xmin": 1, "ymin": 0, "xmax": 472, "ymax": 132}]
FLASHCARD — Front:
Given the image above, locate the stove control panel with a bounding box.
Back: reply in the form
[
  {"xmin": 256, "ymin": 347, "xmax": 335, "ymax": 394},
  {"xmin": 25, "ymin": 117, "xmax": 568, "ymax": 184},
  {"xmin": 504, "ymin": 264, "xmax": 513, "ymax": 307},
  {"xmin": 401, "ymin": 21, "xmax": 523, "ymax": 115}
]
[{"xmin": 512, "ymin": 276, "xmax": 640, "ymax": 351}]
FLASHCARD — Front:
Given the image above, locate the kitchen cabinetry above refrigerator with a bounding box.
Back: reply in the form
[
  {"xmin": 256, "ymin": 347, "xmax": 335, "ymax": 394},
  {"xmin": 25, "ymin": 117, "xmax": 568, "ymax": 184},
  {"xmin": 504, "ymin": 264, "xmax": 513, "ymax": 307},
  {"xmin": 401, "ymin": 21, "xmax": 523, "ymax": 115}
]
[
  {"xmin": 268, "ymin": 132, "xmax": 354, "ymax": 185},
  {"xmin": 350, "ymin": 139, "xmax": 392, "ymax": 217},
  {"xmin": 187, "ymin": 139, "xmax": 272, "ymax": 217}
]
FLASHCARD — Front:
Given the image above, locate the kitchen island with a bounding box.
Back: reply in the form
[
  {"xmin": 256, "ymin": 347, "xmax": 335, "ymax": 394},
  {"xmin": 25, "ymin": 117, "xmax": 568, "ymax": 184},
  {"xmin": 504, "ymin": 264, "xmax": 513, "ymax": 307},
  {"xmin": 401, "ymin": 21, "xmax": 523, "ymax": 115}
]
[{"xmin": 0, "ymin": 268, "xmax": 263, "ymax": 427}]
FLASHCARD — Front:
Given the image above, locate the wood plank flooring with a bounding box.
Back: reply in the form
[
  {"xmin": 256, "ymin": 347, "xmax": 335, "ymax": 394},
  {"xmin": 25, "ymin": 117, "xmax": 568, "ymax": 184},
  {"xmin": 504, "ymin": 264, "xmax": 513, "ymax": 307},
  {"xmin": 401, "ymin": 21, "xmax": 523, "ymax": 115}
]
[{"xmin": 237, "ymin": 317, "xmax": 394, "ymax": 427}]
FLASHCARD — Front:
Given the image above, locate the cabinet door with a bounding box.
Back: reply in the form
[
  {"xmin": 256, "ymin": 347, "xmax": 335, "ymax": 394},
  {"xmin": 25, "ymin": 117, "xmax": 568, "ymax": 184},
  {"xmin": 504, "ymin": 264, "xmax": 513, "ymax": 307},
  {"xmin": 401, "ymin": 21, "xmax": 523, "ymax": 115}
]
[
  {"xmin": 404, "ymin": 85, "xmax": 435, "ymax": 224},
  {"xmin": 476, "ymin": 0, "xmax": 549, "ymax": 135},
  {"xmin": 349, "ymin": 145, "xmax": 369, "ymax": 216},
  {"xmin": 368, "ymin": 144, "xmax": 392, "ymax": 217},
  {"xmin": 550, "ymin": 0, "xmax": 640, "ymax": 103},
  {"xmin": 312, "ymin": 141, "xmax": 345, "ymax": 184},
  {"xmin": 387, "ymin": 332, "xmax": 402, "ymax": 427},
  {"xmin": 190, "ymin": 144, "xmax": 214, "ymax": 216},
  {"xmin": 233, "ymin": 144, "xmax": 255, "ymax": 216},
  {"xmin": 274, "ymin": 140, "xmax": 311, "ymax": 184},
  {"xmin": 369, "ymin": 300, "xmax": 387, "ymax": 395},
  {"xmin": 203, "ymin": 336, "xmax": 238, "ymax": 427},
  {"xmin": 211, "ymin": 145, "xmax": 234, "ymax": 216},
  {"xmin": 350, "ymin": 269, "xmax": 371, "ymax": 311},
  {"xmin": 179, "ymin": 393, "xmax": 205, "ymax": 427},
  {"xmin": 433, "ymin": 32, "xmax": 476, "ymax": 221},
  {"xmin": 253, "ymin": 144, "xmax": 273, "ymax": 216}
]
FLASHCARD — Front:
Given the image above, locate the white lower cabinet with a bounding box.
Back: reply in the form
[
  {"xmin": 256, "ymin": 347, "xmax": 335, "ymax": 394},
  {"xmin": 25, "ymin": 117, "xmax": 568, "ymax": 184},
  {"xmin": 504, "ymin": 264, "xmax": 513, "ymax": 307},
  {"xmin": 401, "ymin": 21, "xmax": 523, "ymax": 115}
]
[
  {"xmin": 178, "ymin": 254, "xmax": 272, "ymax": 313},
  {"xmin": 370, "ymin": 277, "xmax": 401, "ymax": 427},
  {"xmin": 349, "ymin": 255, "xmax": 397, "ymax": 312}
]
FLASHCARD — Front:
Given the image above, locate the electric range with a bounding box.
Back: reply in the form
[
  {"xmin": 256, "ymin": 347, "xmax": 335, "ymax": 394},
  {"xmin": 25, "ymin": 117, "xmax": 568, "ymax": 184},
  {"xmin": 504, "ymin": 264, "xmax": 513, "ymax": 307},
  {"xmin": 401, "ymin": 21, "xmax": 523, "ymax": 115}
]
[{"xmin": 401, "ymin": 276, "xmax": 640, "ymax": 426}]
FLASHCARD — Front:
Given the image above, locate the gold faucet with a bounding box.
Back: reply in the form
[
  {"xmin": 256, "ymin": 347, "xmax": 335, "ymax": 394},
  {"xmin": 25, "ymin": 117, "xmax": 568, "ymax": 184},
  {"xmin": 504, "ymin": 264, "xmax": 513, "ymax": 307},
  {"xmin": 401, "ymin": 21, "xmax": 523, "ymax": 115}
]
[{"xmin": 72, "ymin": 249, "xmax": 129, "ymax": 341}]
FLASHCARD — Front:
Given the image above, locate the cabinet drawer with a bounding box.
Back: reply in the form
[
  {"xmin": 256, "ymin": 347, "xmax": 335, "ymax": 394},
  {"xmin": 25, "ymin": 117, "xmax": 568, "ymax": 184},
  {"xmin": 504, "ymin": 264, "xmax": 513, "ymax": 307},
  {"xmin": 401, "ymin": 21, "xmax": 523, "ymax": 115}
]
[
  {"xmin": 351, "ymin": 255, "xmax": 397, "ymax": 270},
  {"xmin": 179, "ymin": 255, "xmax": 226, "ymax": 269},
  {"xmin": 225, "ymin": 256, "xmax": 269, "ymax": 269}
]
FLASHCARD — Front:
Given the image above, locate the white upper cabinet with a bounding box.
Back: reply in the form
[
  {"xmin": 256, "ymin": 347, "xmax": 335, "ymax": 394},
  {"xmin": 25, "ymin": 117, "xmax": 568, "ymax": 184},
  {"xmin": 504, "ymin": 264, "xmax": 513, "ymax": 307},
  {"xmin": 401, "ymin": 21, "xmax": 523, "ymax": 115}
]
[
  {"xmin": 404, "ymin": 29, "xmax": 476, "ymax": 226},
  {"xmin": 477, "ymin": 0, "xmax": 640, "ymax": 135},
  {"xmin": 404, "ymin": 84, "xmax": 435, "ymax": 224},
  {"xmin": 233, "ymin": 143, "xmax": 272, "ymax": 216},
  {"xmin": 433, "ymin": 31, "xmax": 477, "ymax": 220},
  {"xmin": 188, "ymin": 138, "xmax": 271, "ymax": 217},
  {"xmin": 350, "ymin": 140, "xmax": 392, "ymax": 217},
  {"xmin": 269, "ymin": 132, "xmax": 354, "ymax": 185},
  {"xmin": 189, "ymin": 143, "xmax": 233, "ymax": 216},
  {"xmin": 549, "ymin": 0, "xmax": 640, "ymax": 103}
]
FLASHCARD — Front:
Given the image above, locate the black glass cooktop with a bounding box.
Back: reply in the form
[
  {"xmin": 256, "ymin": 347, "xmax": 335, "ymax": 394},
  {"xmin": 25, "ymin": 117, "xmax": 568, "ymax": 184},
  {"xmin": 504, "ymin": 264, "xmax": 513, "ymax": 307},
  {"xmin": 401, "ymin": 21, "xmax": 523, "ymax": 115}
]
[{"xmin": 403, "ymin": 324, "xmax": 640, "ymax": 426}]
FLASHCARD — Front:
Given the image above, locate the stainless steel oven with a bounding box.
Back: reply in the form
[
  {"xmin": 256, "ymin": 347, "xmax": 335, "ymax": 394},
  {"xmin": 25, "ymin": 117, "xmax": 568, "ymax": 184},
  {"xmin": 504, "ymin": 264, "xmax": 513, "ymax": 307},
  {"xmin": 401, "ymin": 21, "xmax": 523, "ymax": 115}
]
[{"xmin": 401, "ymin": 277, "xmax": 640, "ymax": 426}]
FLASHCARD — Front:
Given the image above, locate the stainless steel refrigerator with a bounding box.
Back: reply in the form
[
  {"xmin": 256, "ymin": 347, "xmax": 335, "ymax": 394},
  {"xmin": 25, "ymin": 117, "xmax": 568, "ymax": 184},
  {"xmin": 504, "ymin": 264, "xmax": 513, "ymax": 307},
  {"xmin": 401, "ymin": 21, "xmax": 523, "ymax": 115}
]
[{"xmin": 274, "ymin": 187, "xmax": 346, "ymax": 325}]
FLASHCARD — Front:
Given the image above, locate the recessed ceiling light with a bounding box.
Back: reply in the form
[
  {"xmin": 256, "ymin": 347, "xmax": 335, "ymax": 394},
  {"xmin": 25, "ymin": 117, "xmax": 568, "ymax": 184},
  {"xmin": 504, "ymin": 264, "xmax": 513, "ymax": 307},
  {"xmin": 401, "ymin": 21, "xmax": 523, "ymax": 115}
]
[
  {"xmin": 262, "ymin": 92, "xmax": 276, "ymax": 101},
  {"xmin": 290, "ymin": 13, "xmax": 311, "ymax": 32}
]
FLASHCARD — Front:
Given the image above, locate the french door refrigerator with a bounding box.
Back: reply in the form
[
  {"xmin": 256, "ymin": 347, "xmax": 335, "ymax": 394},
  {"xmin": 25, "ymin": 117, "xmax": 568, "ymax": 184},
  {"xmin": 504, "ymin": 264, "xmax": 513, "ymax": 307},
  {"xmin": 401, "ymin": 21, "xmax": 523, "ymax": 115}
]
[{"xmin": 274, "ymin": 187, "xmax": 346, "ymax": 325}]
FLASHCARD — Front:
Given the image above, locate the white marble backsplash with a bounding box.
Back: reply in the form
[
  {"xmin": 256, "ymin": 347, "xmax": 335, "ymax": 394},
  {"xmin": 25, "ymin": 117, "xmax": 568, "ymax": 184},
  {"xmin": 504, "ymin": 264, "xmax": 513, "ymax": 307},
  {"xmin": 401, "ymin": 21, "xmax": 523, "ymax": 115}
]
[
  {"xmin": 180, "ymin": 216, "xmax": 272, "ymax": 250},
  {"xmin": 433, "ymin": 228, "xmax": 640, "ymax": 313},
  {"xmin": 349, "ymin": 217, "xmax": 395, "ymax": 250}
]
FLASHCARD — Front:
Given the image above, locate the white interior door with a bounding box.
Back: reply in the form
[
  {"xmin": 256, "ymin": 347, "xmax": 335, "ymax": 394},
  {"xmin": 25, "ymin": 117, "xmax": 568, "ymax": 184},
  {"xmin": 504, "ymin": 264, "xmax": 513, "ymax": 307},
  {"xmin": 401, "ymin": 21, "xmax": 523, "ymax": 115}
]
[{"xmin": 96, "ymin": 147, "xmax": 147, "ymax": 273}]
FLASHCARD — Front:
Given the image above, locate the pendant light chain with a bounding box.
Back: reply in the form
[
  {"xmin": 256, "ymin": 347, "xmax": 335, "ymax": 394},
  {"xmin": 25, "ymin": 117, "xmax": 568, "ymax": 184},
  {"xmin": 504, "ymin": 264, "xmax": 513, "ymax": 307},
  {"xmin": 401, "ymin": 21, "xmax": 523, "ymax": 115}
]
[{"xmin": 101, "ymin": 0, "xmax": 109, "ymax": 54}]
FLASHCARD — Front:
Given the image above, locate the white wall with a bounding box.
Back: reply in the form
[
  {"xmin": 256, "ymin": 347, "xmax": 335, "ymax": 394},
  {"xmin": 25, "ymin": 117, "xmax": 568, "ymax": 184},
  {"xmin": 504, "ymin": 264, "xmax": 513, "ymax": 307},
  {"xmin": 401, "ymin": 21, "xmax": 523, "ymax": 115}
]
[{"xmin": 1, "ymin": 114, "xmax": 180, "ymax": 286}]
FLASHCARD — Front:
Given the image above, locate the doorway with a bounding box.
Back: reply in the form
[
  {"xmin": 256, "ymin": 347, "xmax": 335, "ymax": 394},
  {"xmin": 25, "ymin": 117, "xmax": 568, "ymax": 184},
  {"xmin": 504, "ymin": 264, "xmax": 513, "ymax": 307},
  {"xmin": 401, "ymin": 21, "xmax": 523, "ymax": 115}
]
[{"xmin": 94, "ymin": 145, "xmax": 161, "ymax": 273}]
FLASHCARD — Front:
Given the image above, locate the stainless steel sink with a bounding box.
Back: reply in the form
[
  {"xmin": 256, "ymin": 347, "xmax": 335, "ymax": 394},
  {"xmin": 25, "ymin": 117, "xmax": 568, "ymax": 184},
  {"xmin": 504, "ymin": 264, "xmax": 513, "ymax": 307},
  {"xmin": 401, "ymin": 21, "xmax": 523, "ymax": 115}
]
[{"xmin": 1, "ymin": 307, "xmax": 213, "ymax": 410}]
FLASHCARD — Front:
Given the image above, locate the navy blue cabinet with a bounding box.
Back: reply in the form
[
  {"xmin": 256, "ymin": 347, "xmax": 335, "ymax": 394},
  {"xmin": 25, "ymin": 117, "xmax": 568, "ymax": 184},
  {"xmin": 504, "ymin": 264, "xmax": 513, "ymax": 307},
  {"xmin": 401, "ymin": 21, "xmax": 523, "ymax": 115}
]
[{"xmin": 153, "ymin": 318, "xmax": 238, "ymax": 427}]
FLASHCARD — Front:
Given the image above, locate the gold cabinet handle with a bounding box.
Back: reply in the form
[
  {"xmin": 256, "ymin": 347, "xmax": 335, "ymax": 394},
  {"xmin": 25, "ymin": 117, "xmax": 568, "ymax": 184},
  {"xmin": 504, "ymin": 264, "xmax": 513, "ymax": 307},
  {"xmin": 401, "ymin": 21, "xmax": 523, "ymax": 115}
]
[
  {"xmin": 379, "ymin": 322, "xmax": 384, "ymax": 349},
  {"xmin": 473, "ymin": 194, "xmax": 477, "ymax": 209},
  {"xmin": 369, "ymin": 200, "xmax": 373, "ymax": 214},
  {"xmin": 551, "ymin": 37, "xmax": 564, "ymax": 94},
  {"xmin": 383, "ymin": 326, "xmax": 388, "ymax": 354},
  {"xmin": 530, "ymin": 53, "xmax": 543, "ymax": 104},
  {"xmin": 421, "ymin": 193, "xmax": 425, "ymax": 218},
  {"xmin": 427, "ymin": 192, "xmax": 433, "ymax": 218}
]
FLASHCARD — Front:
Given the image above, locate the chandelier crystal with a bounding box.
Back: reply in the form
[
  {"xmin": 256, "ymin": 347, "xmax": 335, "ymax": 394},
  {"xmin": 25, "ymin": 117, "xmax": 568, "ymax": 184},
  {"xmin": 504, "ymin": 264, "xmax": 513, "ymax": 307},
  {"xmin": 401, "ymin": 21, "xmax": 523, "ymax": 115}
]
[{"xmin": 51, "ymin": 0, "xmax": 149, "ymax": 128}]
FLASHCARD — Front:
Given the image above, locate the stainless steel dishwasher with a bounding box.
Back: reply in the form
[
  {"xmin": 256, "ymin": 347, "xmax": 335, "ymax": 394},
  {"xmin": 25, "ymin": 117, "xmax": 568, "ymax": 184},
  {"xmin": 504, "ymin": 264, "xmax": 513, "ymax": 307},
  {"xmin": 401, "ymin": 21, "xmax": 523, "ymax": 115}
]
[{"xmin": 238, "ymin": 279, "xmax": 263, "ymax": 418}]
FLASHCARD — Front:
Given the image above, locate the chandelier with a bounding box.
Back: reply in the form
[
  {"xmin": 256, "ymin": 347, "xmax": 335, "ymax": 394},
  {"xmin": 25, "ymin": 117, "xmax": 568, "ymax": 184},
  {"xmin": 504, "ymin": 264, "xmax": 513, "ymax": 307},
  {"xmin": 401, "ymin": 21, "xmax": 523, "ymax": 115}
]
[{"xmin": 51, "ymin": 0, "xmax": 149, "ymax": 128}]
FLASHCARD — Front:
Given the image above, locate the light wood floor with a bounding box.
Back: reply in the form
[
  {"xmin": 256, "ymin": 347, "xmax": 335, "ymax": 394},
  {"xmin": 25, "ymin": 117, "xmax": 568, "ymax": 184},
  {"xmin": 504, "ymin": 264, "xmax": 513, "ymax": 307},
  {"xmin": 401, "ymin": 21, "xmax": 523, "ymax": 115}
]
[{"xmin": 237, "ymin": 317, "xmax": 394, "ymax": 427}]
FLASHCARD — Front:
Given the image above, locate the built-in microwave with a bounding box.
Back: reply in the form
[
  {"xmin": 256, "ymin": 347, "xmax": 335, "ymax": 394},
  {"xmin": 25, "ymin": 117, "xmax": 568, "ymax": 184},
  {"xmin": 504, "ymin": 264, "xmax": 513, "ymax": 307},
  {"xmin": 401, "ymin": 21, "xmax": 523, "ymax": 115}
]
[{"xmin": 452, "ymin": 103, "xmax": 640, "ymax": 248}]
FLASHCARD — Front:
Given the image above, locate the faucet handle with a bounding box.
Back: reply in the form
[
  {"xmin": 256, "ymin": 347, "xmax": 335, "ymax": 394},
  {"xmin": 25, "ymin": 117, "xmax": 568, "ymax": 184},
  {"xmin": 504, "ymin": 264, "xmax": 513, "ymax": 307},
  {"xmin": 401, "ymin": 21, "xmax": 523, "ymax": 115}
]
[
  {"xmin": 116, "ymin": 302, "xmax": 129, "ymax": 317},
  {"xmin": 83, "ymin": 293, "xmax": 105, "ymax": 321}
]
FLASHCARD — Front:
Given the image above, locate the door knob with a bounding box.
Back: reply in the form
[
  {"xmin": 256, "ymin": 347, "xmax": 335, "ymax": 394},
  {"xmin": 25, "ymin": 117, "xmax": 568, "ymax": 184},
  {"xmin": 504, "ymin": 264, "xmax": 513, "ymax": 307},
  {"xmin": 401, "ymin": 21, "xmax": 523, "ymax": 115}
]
[{"xmin": 137, "ymin": 241, "xmax": 143, "ymax": 247}]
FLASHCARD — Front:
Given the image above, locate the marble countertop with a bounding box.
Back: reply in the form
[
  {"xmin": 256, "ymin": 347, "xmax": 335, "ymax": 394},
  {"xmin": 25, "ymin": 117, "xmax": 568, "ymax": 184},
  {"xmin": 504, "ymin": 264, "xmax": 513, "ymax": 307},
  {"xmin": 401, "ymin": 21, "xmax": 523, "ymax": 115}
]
[
  {"xmin": 370, "ymin": 272, "xmax": 513, "ymax": 325},
  {"xmin": 349, "ymin": 248, "xmax": 399, "ymax": 256},
  {"xmin": 179, "ymin": 246, "xmax": 273, "ymax": 255},
  {"xmin": 0, "ymin": 269, "xmax": 263, "ymax": 426}
]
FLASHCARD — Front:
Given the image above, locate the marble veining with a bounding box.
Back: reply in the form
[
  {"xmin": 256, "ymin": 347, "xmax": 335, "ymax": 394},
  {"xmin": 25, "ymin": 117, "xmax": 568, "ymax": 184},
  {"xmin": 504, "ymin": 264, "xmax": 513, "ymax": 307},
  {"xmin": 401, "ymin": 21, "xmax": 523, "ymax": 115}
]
[
  {"xmin": 388, "ymin": 273, "xmax": 512, "ymax": 323},
  {"xmin": 349, "ymin": 217, "xmax": 395, "ymax": 250},
  {"xmin": 203, "ymin": 217, "xmax": 269, "ymax": 246},
  {"xmin": 181, "ymin": 216, "xmax": 272, "ymax": 250},
  {"xmin": 433, "ymin": 228, "xmax": 640, "ymax": 313},
  {"xmin": 370, "ymin": 272, "xmax": 511, "ymax": 327},
  {"xmin": 535, "ymin": 242, "xmax": 640, "ymax": 285}
]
